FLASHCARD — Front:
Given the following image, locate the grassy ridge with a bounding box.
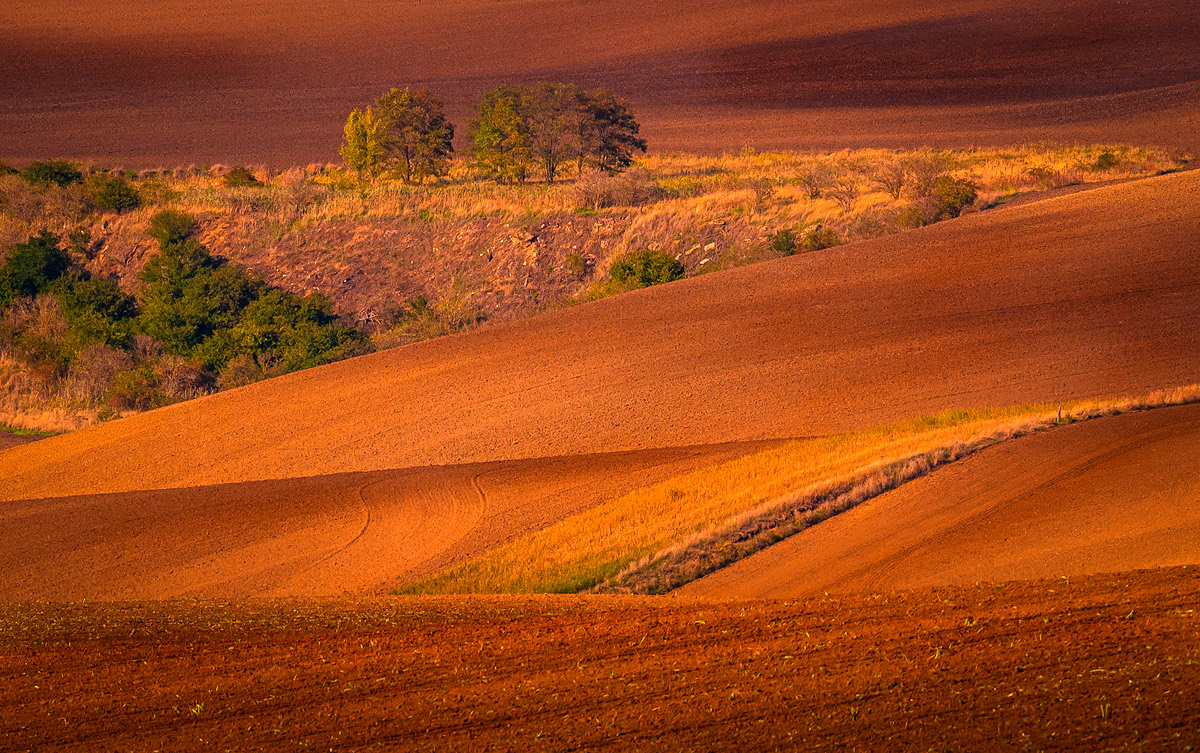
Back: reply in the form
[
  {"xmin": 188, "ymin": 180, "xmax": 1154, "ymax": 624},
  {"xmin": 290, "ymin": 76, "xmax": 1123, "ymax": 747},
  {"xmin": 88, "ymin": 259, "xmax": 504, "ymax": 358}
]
[{"xmin": 401, "ymin": 385, "xmax": 1200, "ymax": 595}]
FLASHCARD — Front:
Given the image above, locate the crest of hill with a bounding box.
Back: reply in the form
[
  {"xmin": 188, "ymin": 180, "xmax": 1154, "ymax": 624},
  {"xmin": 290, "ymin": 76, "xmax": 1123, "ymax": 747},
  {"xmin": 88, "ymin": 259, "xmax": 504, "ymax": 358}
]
[
  {"xmin": 677, "ymin": 403, "xmax": 1200, "ymax": 599},
  {"xmin": 2, "ymin": 170, "xmax": 1199, "ymax": 501},
  {"xmin": 1, "ymin": 0, "xmax": 1198, "ymax": 163}
]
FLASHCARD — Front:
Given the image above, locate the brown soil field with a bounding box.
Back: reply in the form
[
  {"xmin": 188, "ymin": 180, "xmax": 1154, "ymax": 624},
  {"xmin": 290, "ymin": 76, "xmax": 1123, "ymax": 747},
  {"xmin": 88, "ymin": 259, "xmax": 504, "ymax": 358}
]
[
  {"xmin": 2, "ymin": 0, "xmax": 1198, "ymax": 165},
  {"xmin": 3, "ymin": 169, "xmax": 1198, "ymax": 502},
  {"xmin": 0, "ymin": 442, "xmax": 767, "ymax": 601},
  {"xmin": 0, "ymin": 431, "xmax": 41, "ymax": 452},
  {"xmin": 2, "ymin": 567, "xmax": 1198, "ymax": 751},
  {"xmin": 680, "ymin": 404, "xmax": 1200, "ymax": 600}
]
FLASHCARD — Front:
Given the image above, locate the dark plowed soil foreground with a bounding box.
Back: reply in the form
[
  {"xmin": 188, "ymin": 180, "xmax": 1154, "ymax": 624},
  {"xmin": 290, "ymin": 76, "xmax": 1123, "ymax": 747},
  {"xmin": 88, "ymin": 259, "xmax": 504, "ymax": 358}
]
[{"xmin": 2, "ymin": 568, "xmax": 1198, "ymax": 752}]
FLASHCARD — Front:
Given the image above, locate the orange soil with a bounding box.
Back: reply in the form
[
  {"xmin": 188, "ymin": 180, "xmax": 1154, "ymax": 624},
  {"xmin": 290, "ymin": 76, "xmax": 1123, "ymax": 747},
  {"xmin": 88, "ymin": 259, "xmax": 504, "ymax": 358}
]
[
  {"xmin": 3, "ymin": 170, "xmax": 1198, "ymax": 502},
  {"xmin": 2, "ymin": 567, "xmax": 1198, "ymax": 751},
  {"xmin": 681, "ymin": 404, "xmax": 1200, "ymax": 600},
  {"xmin": 0, "ymin": 442, "xmax": 766, "ymax": 600},
  {"xmin": 1, "ymin": 0, "xmax": 1198, "ymax": 165}
]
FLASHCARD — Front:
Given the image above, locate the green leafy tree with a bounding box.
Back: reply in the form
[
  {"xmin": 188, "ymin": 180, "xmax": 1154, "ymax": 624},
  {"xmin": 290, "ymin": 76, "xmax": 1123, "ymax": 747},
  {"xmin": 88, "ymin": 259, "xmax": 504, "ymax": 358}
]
[
  {"xmin": 373, "ymin": 88, "xmax": 455, "ymax": 183},
  {"xmin": 470, "ymin": 87, "xmax": 532, "ymax": 183},
  {"xmin": 340, "ymin": 106, "xmax": 389, "ymax": 181},
  {"xmin": 577, "ymin": 89, "xmax": 646, "ymax": 174},
  {"xmin": 524, "ymin": 82, "xmax": 580, "ymax": 184}
]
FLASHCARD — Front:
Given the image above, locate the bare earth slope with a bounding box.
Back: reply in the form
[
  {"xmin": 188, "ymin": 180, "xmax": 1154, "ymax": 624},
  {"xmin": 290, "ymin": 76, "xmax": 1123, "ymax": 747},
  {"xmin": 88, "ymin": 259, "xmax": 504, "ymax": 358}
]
[
  {"xmin": 1, "ymin": 0, "xmax": 1198, "ymax": 164},
  {"xmin": 681, "ymin": 403, "xmax": 1200, "ymax": 600},
  {"xmin": 2, "ymin": 170, "xmax": 1199, "ymax": 501},
  {"xmin": 0, "ymin": 443, "xmax": 763, "ymax": 600}
]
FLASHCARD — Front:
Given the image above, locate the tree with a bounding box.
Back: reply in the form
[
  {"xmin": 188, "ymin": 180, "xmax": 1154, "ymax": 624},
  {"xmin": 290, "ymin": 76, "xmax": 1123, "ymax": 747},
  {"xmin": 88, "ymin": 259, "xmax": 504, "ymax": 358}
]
[
  {"xmin": 470, "ymin": 87, "xmax": 532, "ymax": 183},
  {"xmin": 471, "ymin": 83, "xmax": 647, "ymax": 183},
  {"xmin": 373, "ymin": 88, "xmax": 455, "ymax": 183},
  {"xmin": 578, "ymin": 89, "xmax": 646, "ymax": 174},
  {"xmin": 340, "ymin": 106, "xmax": 388, "ymax": 181},
  {"xmin": 524, "ymin": 82, "xmax": 579, "ymax": 184}
]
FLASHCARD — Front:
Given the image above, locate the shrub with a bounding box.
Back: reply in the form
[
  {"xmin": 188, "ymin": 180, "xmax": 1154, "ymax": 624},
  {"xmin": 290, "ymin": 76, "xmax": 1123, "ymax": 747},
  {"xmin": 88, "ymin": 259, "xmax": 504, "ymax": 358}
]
[
  {"xmin": 1093, "ymin": 150, "xmax": 1120, "ymax": 171},
  {"xmin": 566, "ymin": 252, "xmax": 593, "ymax": 280},
  {"xmin": 147, "ymin": 210, "xmax": 197, "ymax": 245},
  {"xmin": 106, "ymin": 364, "xmax": 161, "ymax": 410},
  {"xmin": 53, "ymin": 274, "xmax": 139, "ymax": 348},
  {"xmin": 86, "ymin": 174, "xmax": 141, "ymax": 213},
  {"xmin": 801, "ymin": 225, "xmax": 840, "ymax": 252},
  {"xmin": 223, "ymin": 166, "xmax": 260, "ymax": 188},
  {"xmin": 64, "ymin": 344, "xmax": 134, "ymax": 403},
  {"xmin": 767, "ymin": 227, "xmax": 802, "ymax": 256},
  {"xmin": 932, "ymin": 176, "xmax": 978, "ymax": 220},
  {"xmin": 0, "ymin": 233, "xmax": 70, "ymax": 307},
  {"xmin": 897, "ymin": 203, "xmax": 930, "ymax": 230},
  {"xmin": 572, "ymin": 169, "xmax": 662, "ymax": 210},
  {"xmin": 21, "ymin": 160, "xmax": 83, "ymax": 188},
  {"xmin": 609, "ymin": 249, "xmax": 685, "ymax": 288},
  {"xmin": 794, "ymin": 165, "xmax": 830, "ymax": 198},
  {"xmin": 218, "ymin": 353, "xmax": 265, "ymax": 389},
  {"xmin": 0, "ymin": 162, "xmax": 17, "ymax": 177}
]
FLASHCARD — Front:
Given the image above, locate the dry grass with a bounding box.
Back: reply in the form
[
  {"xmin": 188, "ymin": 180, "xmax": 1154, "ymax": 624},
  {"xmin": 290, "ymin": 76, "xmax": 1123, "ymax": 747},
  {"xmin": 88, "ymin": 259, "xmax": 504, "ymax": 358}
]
[
  {"xmin": 0, "ymin": 355, "xmax": 120, "ymax": 433},
  {"xmin": 401, "ymin": 385, "xmax": 1200, "ymax": 595}
]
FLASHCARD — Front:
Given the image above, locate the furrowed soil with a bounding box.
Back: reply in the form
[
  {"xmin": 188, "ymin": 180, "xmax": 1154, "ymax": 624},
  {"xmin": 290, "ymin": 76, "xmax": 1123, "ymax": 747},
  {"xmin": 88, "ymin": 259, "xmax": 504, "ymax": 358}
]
[
  {"xmin": 679, "ymin": 403, "xmax": 1200, "ymax": 600},
  {"xmin": 1, "ymin": 567, "xmax": 1198, "ymax": 751},
  {"xmin": 0, "ymin": 442, "xmax": 771, "ymax": 600},
  {"xmin": 3, "ymin": 169, "xmax": 1198, "ymax": 501},
  {"xmin": 2, "ymin": 0, "xmax": 1198, "ymax": 165}
]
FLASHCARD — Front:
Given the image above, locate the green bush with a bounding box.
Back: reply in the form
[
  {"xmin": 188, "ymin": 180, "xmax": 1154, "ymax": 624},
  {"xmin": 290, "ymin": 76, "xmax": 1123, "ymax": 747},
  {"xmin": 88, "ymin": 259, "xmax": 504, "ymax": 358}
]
[
  {"xmin": 87, "ymin": 174, "xmax": 141, "ymax": 212},
  {"xmin": 1093, "ymin": 150, "xmax": 1120, "ymax": 171},
  {"xmin": 0, "ymin": 233, "xmax": 71, "ymax": 307},
  {"xmin": 53, "ymin": 274, "xmax": 139, "ymax": 348},
  {"xmin": 0, "ymin": 162, "xmax": 17, "ymax": 177},
  {"xmin": 769, "ymin": 226, "xmax": 840, "ymax": 256},
  {"xmin": 768, "ymin": 227, "xmax": 801, "ymax": 256},
  {"xmin": 147, "ymin": 210, "xmax": 197, "ymax": 245},
  {"xmin": 223, "ymin": 166, "xmax": 260, "ymax": 188},
  {"xmin": 801, "ymin": 226, "xmax": 840, "ymax": 252},
  {"xmin": 21, "ymin": 160, "xmax": 83, "ymax": 188},
  {"xmin": 107, "ymin": 365, "xmax": 161, "ymax": 410},
  {"xmin": 608, "ymin": 249, "xmax": 685, "ymax": 288},
  {"xmin": 932, "ymin": 177, "xmax": 978, "ymax": 220}
]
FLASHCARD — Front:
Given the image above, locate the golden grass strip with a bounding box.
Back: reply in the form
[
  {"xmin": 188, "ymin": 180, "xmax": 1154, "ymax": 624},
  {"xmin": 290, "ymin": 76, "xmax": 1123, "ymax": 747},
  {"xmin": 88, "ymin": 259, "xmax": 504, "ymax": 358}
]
[{"xmin": 402, "ymin": 385, "xmax": 1200, "ymax": 595}]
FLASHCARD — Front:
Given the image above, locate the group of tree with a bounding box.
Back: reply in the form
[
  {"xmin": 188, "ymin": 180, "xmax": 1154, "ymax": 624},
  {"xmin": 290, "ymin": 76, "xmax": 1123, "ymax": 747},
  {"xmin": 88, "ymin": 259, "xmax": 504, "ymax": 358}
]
[
  {"xmin": 0, "ymin": 213, "xmax": 370, "ymax": 410},
  {"xmin": 340, "ymin": 83, "xmax": 645, "ymax": 184}
]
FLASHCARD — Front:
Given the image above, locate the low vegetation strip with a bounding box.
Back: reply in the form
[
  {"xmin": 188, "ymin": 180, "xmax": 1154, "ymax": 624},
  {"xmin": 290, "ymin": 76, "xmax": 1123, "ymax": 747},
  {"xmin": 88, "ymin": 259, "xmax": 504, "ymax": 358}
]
[{"xmin": 401, "ymin": 385, "xmax": 1200, "ymax": 596}]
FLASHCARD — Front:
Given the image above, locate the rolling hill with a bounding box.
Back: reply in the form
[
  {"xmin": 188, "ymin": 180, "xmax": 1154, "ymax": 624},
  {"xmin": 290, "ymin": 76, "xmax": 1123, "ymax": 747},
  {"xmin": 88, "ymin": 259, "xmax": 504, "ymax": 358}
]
[
  {"xmin": 2, "ymin": 169, "xmax": 1198, "ymax": 503},
  {"xmin": 1, "ymin": 0, "xmax": 1198, "ymax": 164},
  {"xmin": 677, "ymin": 403, "xmax": 1200, "ymax": 599},
  {"xmin": 0, "ymin": 442, "xmax": 766, "ymax": 600}
]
